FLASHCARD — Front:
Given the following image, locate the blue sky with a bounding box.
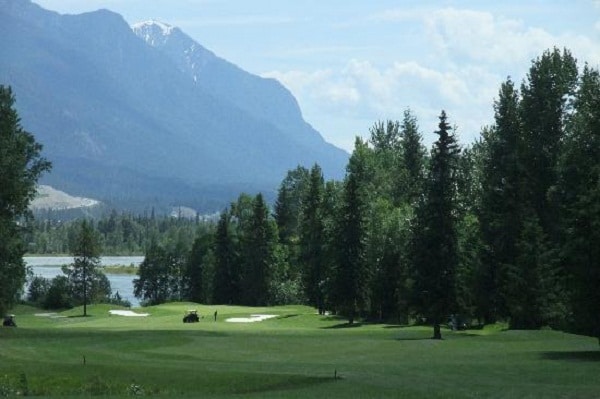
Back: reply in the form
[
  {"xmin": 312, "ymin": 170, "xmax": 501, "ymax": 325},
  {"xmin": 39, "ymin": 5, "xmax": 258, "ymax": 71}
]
[{"xmin": 34, "ymin": 0, "xmax": 600, "ymax": 151}]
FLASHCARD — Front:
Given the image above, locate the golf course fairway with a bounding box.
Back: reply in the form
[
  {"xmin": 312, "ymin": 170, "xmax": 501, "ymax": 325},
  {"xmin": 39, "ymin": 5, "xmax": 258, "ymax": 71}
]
[{"xmin": 1, "ymin": 303, "xmax": 599, "ymax": 398}]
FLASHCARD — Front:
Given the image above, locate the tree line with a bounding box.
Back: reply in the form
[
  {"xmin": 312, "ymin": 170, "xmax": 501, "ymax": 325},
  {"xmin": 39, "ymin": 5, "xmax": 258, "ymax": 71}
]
[
  {"xmin": 2, "ymin": 48, "xmax": 598, "ymax": 342},
  {"xmin": 133, "ymin": 48, "xmax": 599, "ymax": 340},
  {"xmin": 24, "ymin": 209, "xmax": 202, "ymax": 255}
]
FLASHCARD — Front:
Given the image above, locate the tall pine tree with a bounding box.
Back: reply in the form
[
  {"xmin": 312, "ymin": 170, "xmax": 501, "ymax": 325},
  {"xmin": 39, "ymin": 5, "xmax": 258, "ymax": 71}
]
[
  {"xmin": 299, "ymin": 164, "xmax": 327, "ymax": 313},
  {"xmin": 412, "ymin": 111, "xmax": 461, "ymax": 339},
  {"xmin": 332, "ymin": 138, "xmax": 371, "ymax": 324}
]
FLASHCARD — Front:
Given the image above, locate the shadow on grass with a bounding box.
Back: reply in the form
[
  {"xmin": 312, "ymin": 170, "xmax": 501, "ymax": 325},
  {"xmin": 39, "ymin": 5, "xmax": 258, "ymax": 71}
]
[
  {"xmin": 321, "ymin": 315, "xmax": 346, "ymax": 322},
  {"xmin": 276, "ymin": 314, "xmax": 299, "ymax": 320},
  {"xmin": 322, "ymin": 322, "xmax": 363, "ymax": 329},
  {"xmin": 383, "ymin": 324, "xmax": 412, "ymax": 329},
  {"xmin": 394, "ymin": 331, "xmax": 481, "ymax": 341},
  {"xmin": 395, "ymin": 336, "xmax": 435, "ymax": 341},
  {"xmin": 540, "ymin": 351, "xmax": 600, "ymax": 362}
]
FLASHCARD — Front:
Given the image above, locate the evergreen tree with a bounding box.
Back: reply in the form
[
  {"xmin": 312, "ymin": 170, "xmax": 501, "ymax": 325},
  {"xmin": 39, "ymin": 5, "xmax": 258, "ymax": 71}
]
[
  {"xmin": 478, "ymin": 79, "xmax": 523, "ymax": 323},
  {"xmin": 0, "ymin": 86, "xmax": 50, "ymax": 316},
  {"xmin": 212, "ymin": 211, "xmax": 239, "ymax": 304},
  {"xmin": 299, "ymin": 164, "xmax": 326, "ymax": 313},
  {"xmin": 559, "ymin": 64, "xmax": 600, "ymax": 342},
  {"xmin": 400, "ymin": 109, "xmax": 427, "ymax": 205},
  {"xmin": 241, "ymin": 193, "xmax": 278, "ymax": 306},
  {"xmin": 274, "ymin": 166, "xmax": 309, "ymax": 245},
  {"xmin": 184, "ymin": 231, "xmax": 213, "ymax": 303},
  {"xmin": 412, "ymin": 111, "xmax": 461, "ymax": 339},
  {"xmin": 332, "ymin": 138, "xmax": 371, "ymax": 324},
  {"xmin": 64, "ymin": 220, "xmax": 107, "ymax": 316}
]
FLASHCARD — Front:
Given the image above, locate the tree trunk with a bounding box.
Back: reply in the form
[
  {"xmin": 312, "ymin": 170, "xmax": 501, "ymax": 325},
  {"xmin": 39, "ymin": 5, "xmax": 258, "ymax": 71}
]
[{"xmin": 433, "ymin": 321, "xmax": 442, "ymax": 339}]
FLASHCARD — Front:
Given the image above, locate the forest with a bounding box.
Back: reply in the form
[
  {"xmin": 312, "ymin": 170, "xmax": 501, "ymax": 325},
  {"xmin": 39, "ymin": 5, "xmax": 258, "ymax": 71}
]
[{"xmin": 18, "ymin": 48, "xmax": 600, "ymax": 341}]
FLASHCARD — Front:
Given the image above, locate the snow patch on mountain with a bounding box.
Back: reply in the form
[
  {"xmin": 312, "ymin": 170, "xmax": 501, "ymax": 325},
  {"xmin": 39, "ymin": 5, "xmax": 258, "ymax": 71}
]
[
  {"xmin": 132, "ymin": 20, "xmax": 214, "ymax": 82},
  {"xmin": 132, "ymin": 20, "xmax": 176, "ymax": 46}
]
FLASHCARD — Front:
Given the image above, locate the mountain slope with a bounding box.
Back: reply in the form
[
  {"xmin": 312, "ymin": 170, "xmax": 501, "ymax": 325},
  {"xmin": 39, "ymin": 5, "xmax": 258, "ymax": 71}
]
[{"xmin": 0, "ymin": 0, "xmax": 348, "ymax": 211}]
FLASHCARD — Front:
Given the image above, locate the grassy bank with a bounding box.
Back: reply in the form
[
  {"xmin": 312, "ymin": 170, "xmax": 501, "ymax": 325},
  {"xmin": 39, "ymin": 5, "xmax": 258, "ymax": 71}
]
[
  {"xmin": 102, "ymin": 265, "xmax": 138, "ymax": 275},
  {"xmin": 1, "ymin": 303, "xmax": 598, "ymax": 398}
]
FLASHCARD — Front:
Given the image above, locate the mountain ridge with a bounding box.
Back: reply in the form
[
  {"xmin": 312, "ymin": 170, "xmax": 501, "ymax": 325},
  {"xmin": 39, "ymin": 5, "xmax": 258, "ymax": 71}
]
[{"xmin": 1, "ymin": 1, "xmax": 348, "ymax": 212}]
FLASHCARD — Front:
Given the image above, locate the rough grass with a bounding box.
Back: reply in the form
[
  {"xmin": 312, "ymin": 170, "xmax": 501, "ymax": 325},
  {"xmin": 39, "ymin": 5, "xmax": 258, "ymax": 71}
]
[
  {"xmin": 1, "ymin": 303, "xmax": 599, "ymax": 398},
  {"xmin": 102, "ymin": 265, "xmax": 139, "ymax": 275}
]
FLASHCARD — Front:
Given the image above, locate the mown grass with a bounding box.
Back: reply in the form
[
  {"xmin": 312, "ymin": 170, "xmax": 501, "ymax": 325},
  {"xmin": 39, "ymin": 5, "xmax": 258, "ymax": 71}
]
[{"xmin": 1, "ymin": 303, "xmax": 599, "ymax": 398}]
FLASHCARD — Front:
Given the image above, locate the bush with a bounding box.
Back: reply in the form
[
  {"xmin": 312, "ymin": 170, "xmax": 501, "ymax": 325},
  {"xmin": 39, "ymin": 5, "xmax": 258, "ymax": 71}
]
[{"xmin": 44, "ymin": 276, "xmax": 73, "ymax": 310}]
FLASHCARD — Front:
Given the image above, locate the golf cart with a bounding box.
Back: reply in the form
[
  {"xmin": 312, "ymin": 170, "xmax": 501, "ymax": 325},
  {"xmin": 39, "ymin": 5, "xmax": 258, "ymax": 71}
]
[
  {"xmin": 3, "ymin": 314, "xmax": 16, "ymax": 327},
  {"xmin": 183, "ymin": 310, "xmax": 200, "ymax": 323}
]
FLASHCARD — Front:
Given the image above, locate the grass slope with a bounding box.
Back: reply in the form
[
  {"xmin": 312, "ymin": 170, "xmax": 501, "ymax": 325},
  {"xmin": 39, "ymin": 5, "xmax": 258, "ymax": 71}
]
[{"xmin": 1, "ymin": 303, "xmax": 599, "ymax": 398}]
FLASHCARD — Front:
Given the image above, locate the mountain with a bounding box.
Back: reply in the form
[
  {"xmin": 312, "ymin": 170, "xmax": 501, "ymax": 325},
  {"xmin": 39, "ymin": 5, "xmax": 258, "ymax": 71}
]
[
  {"xmin": 30, "ymin": 185, "xmax": 100, "ymax": 210},
  {"xmin": 0, "ymin": 0, "xmax": 348, "ymax": 212}
]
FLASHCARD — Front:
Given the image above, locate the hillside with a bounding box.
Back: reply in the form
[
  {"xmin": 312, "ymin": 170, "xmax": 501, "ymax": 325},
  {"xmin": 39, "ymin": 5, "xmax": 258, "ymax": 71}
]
[{"xmin": 0, "ymin": 0, "xmax": 348, "ymax": 212}]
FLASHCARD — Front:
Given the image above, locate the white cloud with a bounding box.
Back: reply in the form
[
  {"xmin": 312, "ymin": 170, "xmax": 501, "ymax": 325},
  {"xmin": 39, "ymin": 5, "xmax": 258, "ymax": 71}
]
[
  {"xmin": 425, "ymin": 8, "xmax": 551, "ymax": 65},
  {"xmin": 423, "ymin": 7, "xmax": 600, "ymax": 68},
  {"xmin": 264, "ymin": 59, "xmax": 500, "ymax": 151},
  {"xmin": 262, "ymin": 5, "xmax": 600, "ymax": 151}
]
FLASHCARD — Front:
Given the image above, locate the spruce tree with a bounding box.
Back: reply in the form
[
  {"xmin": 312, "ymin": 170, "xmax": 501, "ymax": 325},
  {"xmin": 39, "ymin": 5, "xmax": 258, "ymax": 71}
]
[
  {"xmin": 400, "ymin": 109, "xmax": 427, "ymax": 205},
  {"xmin": 478, "ymin": 79, "xmax": 523, "ymax": 323},
  {"xmin": 332, "ymin": 138, "xmax": 370, "ymax": 324},
  {"xmin": 412, "ymin": 111, "xmax": 460, "ymax": 339},
  {"xmin": 299, "ymin": 164, "xmax": 326, "ymax": 313},
  {"xmin": 212, "ymin": 211, "xmax": 239, "ymax": 304},
  {"xmin": 241, "ymin": 193, "xmax": 277, "ymax": 306},
  {"xmin": 66, "ymin": 220, "xmax": 105, "ymax": 316}
]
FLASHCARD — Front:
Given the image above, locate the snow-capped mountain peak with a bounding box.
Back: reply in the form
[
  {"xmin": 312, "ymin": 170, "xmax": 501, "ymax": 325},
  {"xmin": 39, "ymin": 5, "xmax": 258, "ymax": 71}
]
[
  {"xmin": 132, "ymin": 19, "xmax": 217, "ymax": 82},
  {"xmin": 132, "ymin": 20, "xmax": 176, "ymax": 46}
]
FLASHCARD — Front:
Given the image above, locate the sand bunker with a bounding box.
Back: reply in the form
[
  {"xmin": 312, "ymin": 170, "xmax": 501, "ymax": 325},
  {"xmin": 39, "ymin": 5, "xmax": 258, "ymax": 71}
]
[
  {"xmin": 109, "ymin": 310, "xmax": 149, "ymax": 317},
  {"xmin": 225, "ymin": 314, "xmax": 277, "ymax": 323},
  {"xmin": 34, "ymin": 312, "xmax": 66, "ymax": 318}
]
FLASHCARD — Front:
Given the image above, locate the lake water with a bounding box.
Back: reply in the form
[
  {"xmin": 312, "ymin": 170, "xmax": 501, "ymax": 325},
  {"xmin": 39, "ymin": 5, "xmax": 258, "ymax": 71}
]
[{"xmin": 24, "ymin": 256, "xmax": 144, "ymax": 307}]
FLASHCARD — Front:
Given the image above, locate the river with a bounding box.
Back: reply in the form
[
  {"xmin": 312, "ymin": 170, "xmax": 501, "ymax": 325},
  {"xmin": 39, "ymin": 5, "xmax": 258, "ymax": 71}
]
[{"xmin": 24, "ymin": 256, "xmax": 144, "ymax": 307}]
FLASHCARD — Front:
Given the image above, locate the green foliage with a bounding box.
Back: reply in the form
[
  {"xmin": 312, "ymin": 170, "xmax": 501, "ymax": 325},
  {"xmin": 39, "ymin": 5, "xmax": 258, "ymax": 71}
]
[
  {"xmin": 43, "ymin": 276, "xmax": 73, "ymax": 309},
  {"xmin": 133, "ymin": 242, "xmax": 186, "ymax": 305},
  {"xmin": 0, "ymin": 86, "xmax": 50, "ymax": 316},
  {"xmin": 399, "ymin": 109, "xmax": 428, "ymax": 205},
  {"xmin": 412, "ymin": 111, "xmax": 461, "ymax": 338},
  {"xmin": 212, "ymin": 211, "xmax": 240, "ymax": 304},
  {"xmin": 26, "ymin": 211, "xmax": 201, "ymax": 256},
  {"xmin": 299, "ymin": 164, "xmax": 326, "ymax": 312},
  {"xmin": 559, "ymin": 64, "xmax": 600, "ymax": 340},
  {"xmin": 26, "ymin": 275, "xmax": 50, "ymax": 304},
  {"xmin": 274, "ymin": 166, "xmax": 310, "ymax": 246},
  {"xmin": 62, "ymin": 220, "xmax": 108, "ymax": 316},
  {"xmin": 13, "ymin": 48, "xmax": 600, "ymax": 342},
  {"xmin": 240, "ymin": 193, "xmax": 278, "ymax": 306},
  {"xmin": 332, "ymin": 138, "xmax": 371, "ymax": 324},
  {"xmin": 185, "ymin": 231, "xmax": 214, "ymax": 303}
]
